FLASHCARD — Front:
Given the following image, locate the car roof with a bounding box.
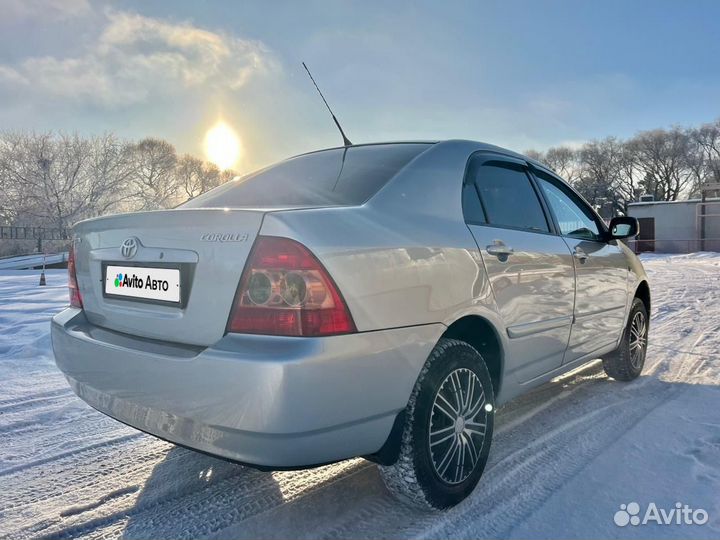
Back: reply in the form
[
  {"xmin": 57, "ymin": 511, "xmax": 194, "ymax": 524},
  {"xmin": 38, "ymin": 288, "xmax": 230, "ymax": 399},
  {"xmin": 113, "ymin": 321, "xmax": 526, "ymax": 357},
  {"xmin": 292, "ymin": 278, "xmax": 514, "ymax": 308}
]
[{"xmin": 289, "ymin": 139, "xmax": 547, "ymax": 170}]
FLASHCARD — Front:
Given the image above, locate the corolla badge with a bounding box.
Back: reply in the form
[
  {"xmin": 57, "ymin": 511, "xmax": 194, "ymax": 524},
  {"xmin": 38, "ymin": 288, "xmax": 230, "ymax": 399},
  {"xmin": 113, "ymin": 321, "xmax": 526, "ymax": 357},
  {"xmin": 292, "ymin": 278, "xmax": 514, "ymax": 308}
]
[
  {"xmin": 200, "ymin": 233, "xmax": 249, "ymax": 242},
  {"xmin": 121, "ymin": 237, "xmax": 139, "ymax": 259}
]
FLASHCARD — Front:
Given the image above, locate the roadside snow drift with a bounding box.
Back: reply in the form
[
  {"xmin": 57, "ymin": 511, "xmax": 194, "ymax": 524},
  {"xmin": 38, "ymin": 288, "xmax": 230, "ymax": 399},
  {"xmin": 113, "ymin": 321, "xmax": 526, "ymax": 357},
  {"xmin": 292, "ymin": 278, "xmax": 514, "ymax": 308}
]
[{"xmin": 1, "ymin": 255, "xmax": 719, "ymax": 539}]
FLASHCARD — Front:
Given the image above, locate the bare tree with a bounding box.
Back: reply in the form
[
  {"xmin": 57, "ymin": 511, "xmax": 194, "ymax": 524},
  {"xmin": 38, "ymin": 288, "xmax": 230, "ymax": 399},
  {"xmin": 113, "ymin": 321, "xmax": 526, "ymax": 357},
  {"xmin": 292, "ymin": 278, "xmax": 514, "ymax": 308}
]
[
  {"xmin": 516, "ymin": 123, "xmax": 720, "ymax": 215},
  {"xmin": 545, "ymin": 146, "xmax": 580, "ymax": 184},
  {"xmin": 0, "ymin": 132, "xmax": 52, "ymax": 226},
  {"xmin": 628, "ymin": 128, "xmax": 695, "ymax": 201},
  {"xmin": 524, "ymin": 146, "xmax": 580, "ymax": 185},
  {"xmin": 524, "ymin": 149, "xmax": 544, "ymax": 163},
  {"xmin": 126, "ymin": 138, "xmax": 178, "ymax": 210},
  {"xmin": 611, "ymin": 140, "xmax": 643, "ymax": 212},
  {"xmin": 0, "ymin": 132, "xmax": 95, "ymax": 232},
  {"xmin": 574, "ymin": 138, "xmax": 625, "ymax": 214},
  {"xmin": 176, "ymin": 154, "xmax": 223, "ymax": 200},
  {"xmin": 82, "ymin": 133, "xmax": 134, "ymax": 216},
  {"xmin": 692, "ymin": 119, "xmax": 720, "ymax": 186},
  {"xmin": 0, "ymin": 131, "xmax": 236, "ymax": 258}
]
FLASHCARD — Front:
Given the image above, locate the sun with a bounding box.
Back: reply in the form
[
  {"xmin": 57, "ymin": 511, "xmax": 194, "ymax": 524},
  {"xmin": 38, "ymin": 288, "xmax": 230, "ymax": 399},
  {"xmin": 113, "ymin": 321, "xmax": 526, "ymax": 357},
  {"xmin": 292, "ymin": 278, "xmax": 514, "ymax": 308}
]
[{"xmin": 204, "ymin": 121, "xmax": 241, "ymax": 170}]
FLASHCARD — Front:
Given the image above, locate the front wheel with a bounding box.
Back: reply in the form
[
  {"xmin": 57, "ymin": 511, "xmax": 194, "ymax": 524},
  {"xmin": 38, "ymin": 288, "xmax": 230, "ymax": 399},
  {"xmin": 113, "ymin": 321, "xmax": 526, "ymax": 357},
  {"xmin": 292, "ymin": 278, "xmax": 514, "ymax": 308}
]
[
  {"xmin": 602, "ymin": 298, "xmax": 648, "ymax": 381},
  {"xmin": 378, "ymin": 338, "xmax": 495, "ymax": 509}
]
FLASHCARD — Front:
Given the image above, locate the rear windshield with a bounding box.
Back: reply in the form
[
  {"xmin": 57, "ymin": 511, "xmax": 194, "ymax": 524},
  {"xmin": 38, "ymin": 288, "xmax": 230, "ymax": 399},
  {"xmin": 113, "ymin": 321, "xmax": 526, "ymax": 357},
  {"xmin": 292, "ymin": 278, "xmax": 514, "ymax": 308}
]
[{"xmin": 181, "ymin": 143, "xmax": 431, "ymax": 208}]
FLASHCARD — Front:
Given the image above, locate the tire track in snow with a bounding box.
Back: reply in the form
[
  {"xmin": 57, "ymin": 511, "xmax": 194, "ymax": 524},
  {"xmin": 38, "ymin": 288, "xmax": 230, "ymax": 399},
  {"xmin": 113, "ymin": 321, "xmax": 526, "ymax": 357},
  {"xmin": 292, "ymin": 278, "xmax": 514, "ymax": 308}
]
[
  {"xmin": 0, "ymin": 433, "xmax": 145, "ymax": 478},
  {"xmin": 0, "ymin": 388, "xmax": 72, "ymax": 410},
  {"xmin": 22, "ymin": 458, "xmax": 368, "ymax": 540}
]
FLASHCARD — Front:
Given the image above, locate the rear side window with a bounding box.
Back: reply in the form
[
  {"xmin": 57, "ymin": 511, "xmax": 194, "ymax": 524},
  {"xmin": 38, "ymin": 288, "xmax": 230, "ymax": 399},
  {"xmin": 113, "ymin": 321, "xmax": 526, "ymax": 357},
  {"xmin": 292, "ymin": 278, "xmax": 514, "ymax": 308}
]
[
  {"xmin": 471, "ymin": 162, "xmax": 549, "ymax": 233},
  {"xmin": 462, "ymin": 183, "xmax": 486, "ymax": 224},
  {"xmin": 181, "ymin": 143, "xmax": 431, "ymax": 208}
]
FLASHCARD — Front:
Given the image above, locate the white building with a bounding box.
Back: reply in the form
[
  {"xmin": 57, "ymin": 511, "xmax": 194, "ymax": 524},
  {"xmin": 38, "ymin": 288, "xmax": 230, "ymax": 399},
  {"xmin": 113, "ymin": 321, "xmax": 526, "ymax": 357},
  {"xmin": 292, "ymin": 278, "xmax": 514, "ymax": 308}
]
[{"xmin": 627, "ymin": 198, "xmax": 720, "ymax": 253}]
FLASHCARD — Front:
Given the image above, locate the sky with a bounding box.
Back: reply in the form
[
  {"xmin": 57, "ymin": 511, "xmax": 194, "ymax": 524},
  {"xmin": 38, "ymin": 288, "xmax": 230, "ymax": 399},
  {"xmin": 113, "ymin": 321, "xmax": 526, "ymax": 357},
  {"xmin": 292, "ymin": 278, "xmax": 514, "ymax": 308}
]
[{"xmin": 0, "ymin": 0, "xmax": 719, "ymax": 173}]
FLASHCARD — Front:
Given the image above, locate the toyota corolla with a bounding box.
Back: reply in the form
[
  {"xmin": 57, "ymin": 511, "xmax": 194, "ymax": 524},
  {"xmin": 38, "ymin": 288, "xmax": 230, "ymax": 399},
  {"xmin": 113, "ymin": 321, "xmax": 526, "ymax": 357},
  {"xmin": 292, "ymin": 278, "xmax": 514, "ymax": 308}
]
[{"xmin": 52, "ymin": 140, "xmax": 649, "ymax": 509}]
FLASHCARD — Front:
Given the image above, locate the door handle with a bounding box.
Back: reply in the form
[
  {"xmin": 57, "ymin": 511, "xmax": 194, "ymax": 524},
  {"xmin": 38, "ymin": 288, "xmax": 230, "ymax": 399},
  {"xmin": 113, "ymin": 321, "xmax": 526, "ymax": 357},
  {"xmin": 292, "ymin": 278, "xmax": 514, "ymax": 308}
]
[
  {"xmin": 573, "ymin": 248, "xmax": 588, "ymax": 263},
  {"xmin": 486, "ymin": 242, "xmax": 514, "ymax": 260}
]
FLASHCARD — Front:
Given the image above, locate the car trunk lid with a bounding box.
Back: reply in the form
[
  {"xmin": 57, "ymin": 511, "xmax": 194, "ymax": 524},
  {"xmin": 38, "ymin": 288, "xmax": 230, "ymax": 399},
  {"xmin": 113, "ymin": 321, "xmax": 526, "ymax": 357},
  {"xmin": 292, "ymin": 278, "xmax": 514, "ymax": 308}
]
[{"xmin": 72, "ymin": 208, "xmax": 264, "ymax": 346}]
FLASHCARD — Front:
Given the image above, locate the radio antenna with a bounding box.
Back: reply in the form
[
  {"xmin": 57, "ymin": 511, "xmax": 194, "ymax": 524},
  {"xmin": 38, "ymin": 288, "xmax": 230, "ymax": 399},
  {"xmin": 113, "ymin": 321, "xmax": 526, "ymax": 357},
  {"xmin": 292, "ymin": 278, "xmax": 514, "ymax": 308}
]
[{"xmin": 302, "ymin": 62, "xmax": 352, "ymax": 146}]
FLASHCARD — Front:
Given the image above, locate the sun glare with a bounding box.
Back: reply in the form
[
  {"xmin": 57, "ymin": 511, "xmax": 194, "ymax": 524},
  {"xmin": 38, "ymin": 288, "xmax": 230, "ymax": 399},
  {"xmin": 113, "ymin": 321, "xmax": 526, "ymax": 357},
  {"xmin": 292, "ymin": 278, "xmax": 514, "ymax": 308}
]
[{"xmin": 204, "ymin": 121, "xmax": 241, "ymax": 170}]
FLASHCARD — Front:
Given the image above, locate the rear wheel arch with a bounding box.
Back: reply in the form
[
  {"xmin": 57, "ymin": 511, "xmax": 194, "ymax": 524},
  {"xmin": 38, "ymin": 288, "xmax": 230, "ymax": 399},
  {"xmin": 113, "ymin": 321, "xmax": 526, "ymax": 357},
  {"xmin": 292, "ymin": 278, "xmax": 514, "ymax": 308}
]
[
  {"xmin": 378, "ymin": 338, "xmax": 496, "ymax": 508},
  {"xmin": 366, "ymin": 315, "xmax": 504, "ymax": 468},
  {"xmin": 441, "ymin": 315, "xmax": 504, "ymax": 399}
]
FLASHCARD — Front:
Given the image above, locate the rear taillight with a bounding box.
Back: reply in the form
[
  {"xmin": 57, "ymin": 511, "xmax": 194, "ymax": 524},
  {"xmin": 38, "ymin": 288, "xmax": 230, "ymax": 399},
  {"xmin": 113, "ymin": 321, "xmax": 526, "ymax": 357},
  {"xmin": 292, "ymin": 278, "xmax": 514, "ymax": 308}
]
[
  {"xmin": 68, "ymin": 245, "xmax": 83, "ymax": 308},
  {"xmin": 227, "ymin": 236, "xmax": 356, "ymax": 337}
]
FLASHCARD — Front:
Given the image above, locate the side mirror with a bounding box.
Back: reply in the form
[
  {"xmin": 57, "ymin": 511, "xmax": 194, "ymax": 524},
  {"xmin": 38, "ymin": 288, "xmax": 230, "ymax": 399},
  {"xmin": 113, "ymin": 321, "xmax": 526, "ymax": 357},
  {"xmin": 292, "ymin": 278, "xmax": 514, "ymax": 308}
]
[{"xmin": 608, "ymin": 216, "xmax": 639, "ymax": 240}]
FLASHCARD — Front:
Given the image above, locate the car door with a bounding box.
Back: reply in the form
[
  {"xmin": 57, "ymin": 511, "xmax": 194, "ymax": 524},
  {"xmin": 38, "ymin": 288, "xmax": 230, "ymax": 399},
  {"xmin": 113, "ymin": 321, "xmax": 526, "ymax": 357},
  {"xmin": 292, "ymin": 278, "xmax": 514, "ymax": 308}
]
[
  {"xmin": 463, "ymin": 153, "xmax": 576, "ymax": 383},
  {"xmin": 532, "ymin": 168, "xmax": 629, "ymax": 362}
]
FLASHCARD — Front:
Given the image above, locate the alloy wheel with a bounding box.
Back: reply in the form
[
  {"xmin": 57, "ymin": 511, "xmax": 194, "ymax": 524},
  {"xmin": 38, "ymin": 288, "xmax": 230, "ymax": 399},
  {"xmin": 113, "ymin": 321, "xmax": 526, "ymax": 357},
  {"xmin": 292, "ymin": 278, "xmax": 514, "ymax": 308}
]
[
  {"xmin": 428, "ymin": 368, "xmax": 488, "ymax": 485},
  {"xmin": 629, "ymin": 311, "xmax": 647, "ymax": 369}
]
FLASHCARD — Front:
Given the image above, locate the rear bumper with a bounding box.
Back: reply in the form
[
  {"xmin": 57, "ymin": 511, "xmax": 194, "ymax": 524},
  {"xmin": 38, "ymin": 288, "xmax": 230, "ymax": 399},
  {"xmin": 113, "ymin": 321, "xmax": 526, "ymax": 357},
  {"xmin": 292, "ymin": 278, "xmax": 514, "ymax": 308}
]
[{"xmin": 51, "ymin": 308, "xmax": 441, "ymax": 467}]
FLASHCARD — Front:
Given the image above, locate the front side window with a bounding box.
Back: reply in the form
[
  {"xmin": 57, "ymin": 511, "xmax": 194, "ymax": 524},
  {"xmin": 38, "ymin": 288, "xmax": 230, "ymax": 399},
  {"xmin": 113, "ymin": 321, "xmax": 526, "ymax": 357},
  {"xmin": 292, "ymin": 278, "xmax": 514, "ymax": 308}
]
[
  {"xmin": 472, "ymin": 161, "xmax": 549, "ymax": 233},
  {"xmin": 535, "ymin": 172, "xmax": 602, "ymax": 241}
]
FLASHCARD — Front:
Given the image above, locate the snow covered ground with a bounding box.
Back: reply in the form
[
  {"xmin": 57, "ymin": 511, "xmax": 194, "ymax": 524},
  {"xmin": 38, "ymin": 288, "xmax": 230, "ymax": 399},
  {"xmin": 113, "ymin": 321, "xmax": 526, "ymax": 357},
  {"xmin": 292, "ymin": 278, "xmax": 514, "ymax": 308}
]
[{"xmin": 1, "ymin": 255, "xmax": 719, "ymax": 539}]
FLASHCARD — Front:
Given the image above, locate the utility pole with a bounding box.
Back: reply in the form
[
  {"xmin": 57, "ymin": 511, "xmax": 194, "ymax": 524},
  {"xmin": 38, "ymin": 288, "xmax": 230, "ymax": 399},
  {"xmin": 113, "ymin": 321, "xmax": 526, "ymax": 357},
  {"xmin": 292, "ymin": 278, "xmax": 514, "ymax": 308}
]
[{"xmin": 701, "ymin": 190, "xmax": 706, "ymax": 252}]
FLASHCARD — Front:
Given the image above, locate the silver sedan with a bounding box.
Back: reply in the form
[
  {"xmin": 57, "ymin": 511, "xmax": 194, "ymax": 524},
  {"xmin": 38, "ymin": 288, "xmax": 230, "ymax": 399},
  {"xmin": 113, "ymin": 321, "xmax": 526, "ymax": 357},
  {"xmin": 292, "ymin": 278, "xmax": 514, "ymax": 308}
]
[{"xmin": 52, "ymin": 140, "xmax": 649, "ymax": 509}]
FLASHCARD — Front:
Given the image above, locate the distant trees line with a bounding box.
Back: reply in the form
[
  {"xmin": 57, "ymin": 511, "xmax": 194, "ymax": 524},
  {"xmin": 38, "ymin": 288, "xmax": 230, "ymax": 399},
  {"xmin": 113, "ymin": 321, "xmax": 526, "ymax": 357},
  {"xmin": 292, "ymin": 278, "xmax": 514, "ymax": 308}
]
[
  {"xmin": 0, "ymin": 132, "xmax": 235, "ymax": 235},
  {"xmin": 525, "ymin": 118, "xmax": 720, "ymax": 216},
  {"xmin": 2, "ymin": 118, "xmax": 720, "ymax": 236}
]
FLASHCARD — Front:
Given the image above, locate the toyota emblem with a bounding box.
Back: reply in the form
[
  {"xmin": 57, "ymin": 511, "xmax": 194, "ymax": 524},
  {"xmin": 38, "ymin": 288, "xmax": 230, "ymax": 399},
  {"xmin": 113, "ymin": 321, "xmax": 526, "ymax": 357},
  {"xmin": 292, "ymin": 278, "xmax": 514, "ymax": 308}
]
[{"xmin": 121, "ymin": 237, "xmax": 139, "ymax": 259}]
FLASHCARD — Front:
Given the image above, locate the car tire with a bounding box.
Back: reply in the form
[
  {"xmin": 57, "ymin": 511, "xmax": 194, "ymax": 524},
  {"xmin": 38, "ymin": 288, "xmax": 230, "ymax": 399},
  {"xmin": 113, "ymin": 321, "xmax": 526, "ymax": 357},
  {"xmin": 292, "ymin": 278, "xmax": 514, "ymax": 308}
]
[
  {"xmin": 602, "ymin": 298, "xmax": 648, "ymax": 381},
  {"xmin": 378, "ymin": 338, "xmax": 495, "ymax": 510}
]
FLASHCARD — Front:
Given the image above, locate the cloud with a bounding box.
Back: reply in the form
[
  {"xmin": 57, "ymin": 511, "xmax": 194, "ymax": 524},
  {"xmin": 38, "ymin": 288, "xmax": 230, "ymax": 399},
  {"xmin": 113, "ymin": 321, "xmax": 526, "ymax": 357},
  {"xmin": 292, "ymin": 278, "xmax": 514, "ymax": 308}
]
[
  {"xmin": 556, "ymin": 139, "xmax": 588, "ymax": 150},
  {"xmin": 0, "ymin": 9, "xmax": 277, "ymax": 107},
  {"xmin": 2, "ymin": 0, "xmax": 91, "ymax": 21}
]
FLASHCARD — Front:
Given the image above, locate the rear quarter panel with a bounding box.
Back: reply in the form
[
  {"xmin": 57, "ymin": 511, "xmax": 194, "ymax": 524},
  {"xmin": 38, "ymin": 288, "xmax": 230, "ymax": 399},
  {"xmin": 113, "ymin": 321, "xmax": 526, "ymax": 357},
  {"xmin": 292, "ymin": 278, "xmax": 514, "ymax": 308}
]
[{"xmin": 258, "ymin": 141, "xmax": 504, "ymax": 336}]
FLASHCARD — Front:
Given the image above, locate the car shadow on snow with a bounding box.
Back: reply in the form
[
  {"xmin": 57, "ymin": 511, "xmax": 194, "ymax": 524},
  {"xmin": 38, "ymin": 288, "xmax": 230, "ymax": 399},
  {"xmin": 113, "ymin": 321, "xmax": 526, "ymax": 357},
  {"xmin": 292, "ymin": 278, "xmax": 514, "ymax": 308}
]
[
  {"xmin": 119, "ymin": 443, "xmax": 373, "ymax": 539},
  {"xmin": 120, "ymin": 445, "xmax": 285, "ymax": 539}
]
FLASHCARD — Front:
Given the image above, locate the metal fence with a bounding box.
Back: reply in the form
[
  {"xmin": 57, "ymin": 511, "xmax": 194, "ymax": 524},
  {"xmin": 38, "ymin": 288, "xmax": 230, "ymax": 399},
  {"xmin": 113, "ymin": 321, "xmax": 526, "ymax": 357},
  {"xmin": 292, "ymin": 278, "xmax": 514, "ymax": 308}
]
[
  {"xmin": 0, "ymin": 226, "xmax": 71, "ymax": 257},
  {"xmin": 0, "ymin": 226, "xmax": 69, "ymax": 240}
]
